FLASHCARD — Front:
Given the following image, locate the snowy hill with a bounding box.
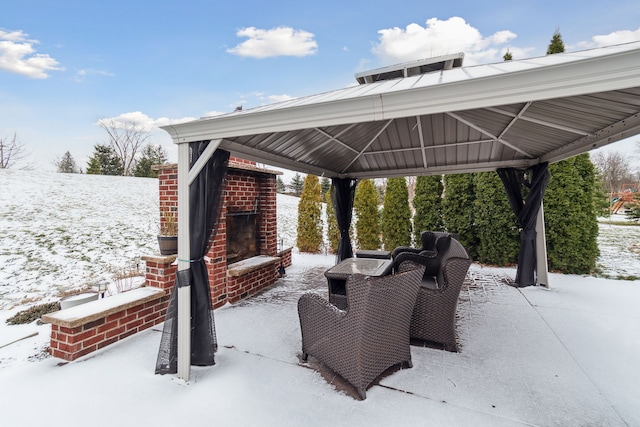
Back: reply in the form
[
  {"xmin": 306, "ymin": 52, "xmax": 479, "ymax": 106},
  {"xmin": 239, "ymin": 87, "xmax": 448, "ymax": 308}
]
[{"xmin": 1, "ymin": 169, "xmax": 639, "ymax": 310}]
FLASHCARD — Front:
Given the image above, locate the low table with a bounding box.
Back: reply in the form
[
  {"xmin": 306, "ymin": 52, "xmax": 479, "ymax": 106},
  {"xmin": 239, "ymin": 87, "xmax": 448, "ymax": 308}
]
[
  {"xmin": 324, "ymin": 258, "xmax": 394, "ymax": 309},
  {"xmin": 355, "ymin": 249, "xmax": 391, "ymax": 259}
]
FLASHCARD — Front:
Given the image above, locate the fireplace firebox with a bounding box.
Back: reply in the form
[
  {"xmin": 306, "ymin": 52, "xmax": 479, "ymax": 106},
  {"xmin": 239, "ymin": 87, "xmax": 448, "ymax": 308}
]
[{"xmin": 226, "ymin": 212, "xmax": 260, "ymax": 265}]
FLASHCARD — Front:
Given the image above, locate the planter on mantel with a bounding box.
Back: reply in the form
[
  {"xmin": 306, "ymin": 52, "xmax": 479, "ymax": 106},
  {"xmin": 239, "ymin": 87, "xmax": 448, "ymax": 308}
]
[{"xmin": 157, "ymin": 235, "xmax": 178, "ymax": 255}]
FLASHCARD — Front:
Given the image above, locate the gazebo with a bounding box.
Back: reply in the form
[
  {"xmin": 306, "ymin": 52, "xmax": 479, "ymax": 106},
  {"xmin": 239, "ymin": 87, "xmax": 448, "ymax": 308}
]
[{"xmin": 159, "ymin": 42, "xmax": 640, "ymax": 380}]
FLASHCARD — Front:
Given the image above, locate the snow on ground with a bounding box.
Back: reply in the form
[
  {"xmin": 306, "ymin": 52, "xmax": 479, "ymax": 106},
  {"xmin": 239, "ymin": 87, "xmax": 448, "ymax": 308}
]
[
  {"xmin": 1, "ymin": 170, "xmax": 640, "ymax": 426},
  {"xmin": 1, "ymin": 169, "xmax": 639, "ymax": 310},
  {"xmin": 596, "ymin": 216, "xmax": 640, "ymax": 278}
]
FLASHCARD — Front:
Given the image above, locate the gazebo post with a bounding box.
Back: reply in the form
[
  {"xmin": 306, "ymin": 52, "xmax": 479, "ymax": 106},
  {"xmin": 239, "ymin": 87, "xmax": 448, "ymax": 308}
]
[
  {"xmin": 176, "ymin": 142, "xmax": 191, "ymax": 381},
  {"xmin": 535, "ymin": 201, "xmax": 550, "ymax": 288}
]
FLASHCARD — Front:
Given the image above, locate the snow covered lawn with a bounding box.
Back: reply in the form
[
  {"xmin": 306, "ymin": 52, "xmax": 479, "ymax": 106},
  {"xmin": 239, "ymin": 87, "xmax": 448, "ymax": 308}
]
[{"xmin": 1, "ymin": 170, "xmax": 639, "ymax": 426}]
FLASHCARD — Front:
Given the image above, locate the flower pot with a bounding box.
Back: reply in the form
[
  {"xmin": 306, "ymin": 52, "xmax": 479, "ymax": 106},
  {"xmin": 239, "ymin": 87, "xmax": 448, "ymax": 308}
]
[{"xmin": 157, "ymin": 235, "xmax": 178, "ymax": 255}]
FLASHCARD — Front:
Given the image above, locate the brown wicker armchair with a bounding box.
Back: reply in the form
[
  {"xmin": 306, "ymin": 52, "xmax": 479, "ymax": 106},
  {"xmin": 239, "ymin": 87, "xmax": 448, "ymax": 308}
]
[
  {"xmin": 297, "ymin": 262, "xmax": 424, "ymax": 400},
  {"xmin": 394, "ymin": 237, "xmax": 471, "ymax": 352}
]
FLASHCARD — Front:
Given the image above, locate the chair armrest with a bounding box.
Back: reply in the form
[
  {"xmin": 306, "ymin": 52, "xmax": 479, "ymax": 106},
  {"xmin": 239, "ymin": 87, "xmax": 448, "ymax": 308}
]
[
  {"xmin": 423, "ymin": 256, "xmax": 471, "ymax": 294},
  {"xmin": 391, "ymin": 246, "xmax": 422, "ymax": 259},
  {"xmin": 298, "ymin": 293, "xmax": 346, "ymax": 324}
]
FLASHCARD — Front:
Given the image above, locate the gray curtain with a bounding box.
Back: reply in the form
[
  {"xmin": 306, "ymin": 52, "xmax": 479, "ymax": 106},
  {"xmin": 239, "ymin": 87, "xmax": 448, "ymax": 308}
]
[
  {"xmin": 497, "ymin": 163, "xmax": 550, "ymax": 287},
  {"xmin": 330, "ymin": 178, "xmax": 358, "ymax": 263},
  {"xmin": 155, "ymin": 144, "xmax": 229, "ymax": 374}
]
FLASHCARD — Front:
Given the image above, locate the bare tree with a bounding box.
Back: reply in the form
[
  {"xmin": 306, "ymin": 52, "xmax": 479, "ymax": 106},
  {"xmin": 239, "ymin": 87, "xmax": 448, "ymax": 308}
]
[
  {"xmin": 592, "ymin": 150, "xmax": 632, "ymax": 193},
  {"xmin": 97, "ymin": 118, "xmax": 150, "ymax": 176},
  {"xmin": 0, "ymin": 132, "xmax": 32, "ymax": 170}
]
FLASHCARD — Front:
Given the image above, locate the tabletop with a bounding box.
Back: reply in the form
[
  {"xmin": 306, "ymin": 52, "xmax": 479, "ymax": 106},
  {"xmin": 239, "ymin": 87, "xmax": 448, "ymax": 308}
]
[{"xmin": 325, "ymin": 257, "xmax": 393, "ymax": 278}]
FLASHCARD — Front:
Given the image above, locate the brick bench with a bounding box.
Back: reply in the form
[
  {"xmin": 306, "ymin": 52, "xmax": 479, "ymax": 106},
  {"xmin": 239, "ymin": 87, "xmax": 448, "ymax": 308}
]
[
  {"xmin": 42, "ymin": 287, "xmax": 167, "ymax": 361},
  {"xmin": 226, "ymin": 255, "xmax": 280, "ymax": 303}
]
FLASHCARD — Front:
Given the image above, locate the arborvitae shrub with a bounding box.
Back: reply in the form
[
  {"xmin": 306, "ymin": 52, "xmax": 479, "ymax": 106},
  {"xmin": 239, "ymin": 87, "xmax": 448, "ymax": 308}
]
[
  {"xmin": 296, "ymin": 175, "xmax": 323, "ymax": 253},
  {"xmin": 354, "ymin": 179, "xmax": 381, "ymax": 250},
  {"xmin": 325, "ymin": 190, "xmax": 340, "ymax": 253},
  {"xmin": 544, "ymin": 154, "xmax": 599, "ymax": 274},
  {"xmin": 473, "ymin": 172, "xmax": 520, "ymax": 265},
  {"xmin": 412, "ymin": 175, "xmax": 444, "ymax": 241},
  {"xmin": 442, "ymin": 174, "xmax": 478, "ymax": 259},
  {"xmin": 381, "ymin": 177, "xmax": 412, "ymax": 250}
]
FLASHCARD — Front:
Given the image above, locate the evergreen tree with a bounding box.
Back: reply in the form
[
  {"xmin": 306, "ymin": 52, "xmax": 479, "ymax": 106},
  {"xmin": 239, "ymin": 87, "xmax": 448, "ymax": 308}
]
[
  {"xmin": 473, "ymin": 172, "xmax": 520, "ymax": 265},
  {"xmin": 544, "ymin": 154, "xmax": 599, "ymax": 274},
  {"xmin": 320, "ymin": 177, "xmax": 331, "ymax": 197},
  {"xmin": 325, "ymin": 190, "xmax": 340, "ymax": 253},
  {"xmin": 290, "ymin": 173, "xmax": 304, "ymax": 196},
  {"xmin": 412, "ymin": 175, "xmax": 444, "ymax": 242},
  {"xmin": 442, "ymin": 174, "xmax": 478, "ymax": 259},
  {"xmin": 276, "ymin": 176, "xmax": 286, "ymax": 193},
  {"xmin": 380, "ymin": 177, "xmax": 412, "ymax": 250},
  {"xmin": 546, "ymin": 29, "xmax": 565, "ymax": 55},
  {"xmin": 296, "ymin": 175, "xmax": 323, "ymax": 253},
  {"xmin": 626, "ymin": 204, "xmax": 640, "ymax": 222},
  {"xmin": 353, "ymin": 179, "xmax": 381, "ymax": 250},
  {"xmin": 86, "ymin": 144, "xmax": 123, "ymax": 175},
  {"xmin": 55, "ymin": 151, "xmax": 81, "ymax": 173},
  {"xmin": 85, "ymin": 156, "xmax": 101, "ymax": 175},
  {"xmin": 503, "ymin": 50, "xmax": 513, "ymax": 61},
  {"xmin": 133, "ymin": 144, "xmax": 167, "ymax": 178}
]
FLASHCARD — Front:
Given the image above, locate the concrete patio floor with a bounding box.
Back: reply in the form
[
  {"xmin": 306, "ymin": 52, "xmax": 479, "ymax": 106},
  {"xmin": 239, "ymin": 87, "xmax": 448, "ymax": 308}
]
[
  {"xmin": 214, "ymin": 261, "xmax": 638, "ymax": 426},
  {"xmin": 1, "ymin": 256, "xmax": 638, "ymax": 426}
]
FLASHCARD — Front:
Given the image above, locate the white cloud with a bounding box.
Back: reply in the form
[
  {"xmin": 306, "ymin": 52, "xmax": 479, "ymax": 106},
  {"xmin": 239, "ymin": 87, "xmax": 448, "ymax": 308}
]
[
  {"xmin": 268, "ymin": 94, "xmax": 294, "ymax": 103},
  {"xmin": 227, "ymin": 26, "xmax": 318, "ymax": 58},
  {"xmin": 73, "ymin": 68, "xmax": 114, "ymax": 82},
  {"xmin": 592, "ymin": 27, "xmax": 640, "ymax": 46},
  {"xmin": 372, "ymin": 17, "xmax": 516, "ymax": 66},
  {"xmin": 0, "ymin": 29, "xmax": 63, "ymax": 79},
  {"xmin": 97, "ymin": 112, "xmax": 198, "ymax": 133}
]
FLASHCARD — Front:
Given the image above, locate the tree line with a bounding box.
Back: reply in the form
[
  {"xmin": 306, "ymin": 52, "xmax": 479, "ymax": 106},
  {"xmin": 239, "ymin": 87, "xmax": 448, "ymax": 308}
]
[
  {"xmin": 294, "ymin": 155, "xmax": 604, "ymax": 276},
  {"xmin": 54, "ymin": 118, "xmax": 168, "ymax": 178}
]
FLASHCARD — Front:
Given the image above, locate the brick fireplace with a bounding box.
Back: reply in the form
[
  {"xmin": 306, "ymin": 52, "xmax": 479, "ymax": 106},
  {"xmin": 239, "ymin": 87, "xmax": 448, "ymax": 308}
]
[{"xmin": 143, "ymin": 157, "xmax": 292, "ymax": 309}]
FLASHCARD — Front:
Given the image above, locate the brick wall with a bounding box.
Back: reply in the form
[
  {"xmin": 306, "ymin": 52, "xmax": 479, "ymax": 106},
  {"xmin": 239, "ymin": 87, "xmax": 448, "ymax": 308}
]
[{"xmin": 45, "ymin": 288, "xmax": 167, "ymax": 361}]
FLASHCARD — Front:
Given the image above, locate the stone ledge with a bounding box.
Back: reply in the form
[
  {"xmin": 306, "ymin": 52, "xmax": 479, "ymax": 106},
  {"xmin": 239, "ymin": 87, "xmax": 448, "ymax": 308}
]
[
  {"xmin": 42, "ymin": 287, "xmax": 165, "ymax": 329},
  {"xmin": 141, "ymin": 254, "xmax": 177, "ymax": 264},
  {"xmin": 227, "ymin": 255, "xmax": 280, "ymax": 277}
]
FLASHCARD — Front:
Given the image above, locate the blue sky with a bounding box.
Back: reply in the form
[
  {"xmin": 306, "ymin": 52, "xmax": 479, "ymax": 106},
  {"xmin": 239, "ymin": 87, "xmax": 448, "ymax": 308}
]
[{"xmin": 2, "ymin": 0, "xmax": 640, "ymax": 175}]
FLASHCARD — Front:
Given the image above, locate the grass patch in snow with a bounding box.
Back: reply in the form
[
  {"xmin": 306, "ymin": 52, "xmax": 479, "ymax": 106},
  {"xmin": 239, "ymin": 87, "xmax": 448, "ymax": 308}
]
[{"xmin": 6, "ymin": 302, "xmax": 60, "ymax": 325}]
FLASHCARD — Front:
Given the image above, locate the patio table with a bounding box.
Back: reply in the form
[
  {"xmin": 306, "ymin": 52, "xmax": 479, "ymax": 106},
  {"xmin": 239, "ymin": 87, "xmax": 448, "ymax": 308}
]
[{"xmin": 324, "ymin": 257, "xmax": 394, "ymax": 309}]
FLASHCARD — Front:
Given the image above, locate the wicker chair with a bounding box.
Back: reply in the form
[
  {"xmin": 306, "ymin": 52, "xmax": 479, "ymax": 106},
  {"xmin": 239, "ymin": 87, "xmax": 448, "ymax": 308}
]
[
  {"xmin": 390, "ymin": 231, "xmax": 453, "ymax": 262},
  {"xmin": 297, "ymin": 262, "xmax": 424, "ymax": 400},
  {"xmin": 394, "ymin": 237, "xmax": 471, "ymax": 352}
]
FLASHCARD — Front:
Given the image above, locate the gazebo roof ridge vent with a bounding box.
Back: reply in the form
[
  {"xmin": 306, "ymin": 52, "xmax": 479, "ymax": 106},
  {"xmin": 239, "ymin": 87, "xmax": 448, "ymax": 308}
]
[{"xmin": 355, "ymin": 52, "xmax": 465, "ymax": 84}]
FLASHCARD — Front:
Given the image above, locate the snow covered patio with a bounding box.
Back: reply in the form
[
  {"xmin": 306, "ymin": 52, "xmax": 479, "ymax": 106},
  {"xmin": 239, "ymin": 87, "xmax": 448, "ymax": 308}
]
[{"xmin": 1, "ymin": 253, "xmax": 639, "ymax": 426}]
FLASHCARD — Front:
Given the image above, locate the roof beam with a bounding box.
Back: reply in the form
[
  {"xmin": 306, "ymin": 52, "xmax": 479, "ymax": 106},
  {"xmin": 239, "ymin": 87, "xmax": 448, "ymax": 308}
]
[
  {"xmin": 497, "ymin": 102, "xmax": 531, "ymax": 140},
  {"xmin": 348, "ymin": 158, "xmax": 539, "ymax": 180},
  {"xmin": 488, "ymin": 106, "xmax": 594, "ymax": 136},
  {"xmin": 340, "ymin": 119, "xmax": 393, "ymax": 174},
  {"xmin": 218, "ymin": 139, "xmax": 335, "ymax": 177},
  {"xmin": 541, "ymin": 112, "xmax": 640, "ymax": 164},
  {"xmin": 313, "ymin": 125, "xmax": 360, "ymax": 155},
  {"xmin": 447, "ymin": 112, "xmax": 535, "ymax": 158},
  {"xmin": 415, "ymin": 116, "xmax": 429, "ymax": 168}
]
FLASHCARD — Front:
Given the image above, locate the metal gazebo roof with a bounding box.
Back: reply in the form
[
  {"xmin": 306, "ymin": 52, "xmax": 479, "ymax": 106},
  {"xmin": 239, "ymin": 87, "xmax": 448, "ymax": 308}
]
[{"xmin": 162, "ymin": 42, "xmax": 640, "ymax": 180}]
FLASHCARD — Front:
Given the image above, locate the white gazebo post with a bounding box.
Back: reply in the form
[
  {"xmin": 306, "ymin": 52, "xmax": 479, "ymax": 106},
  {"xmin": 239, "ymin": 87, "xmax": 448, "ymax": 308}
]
[
  {"xmin": 176, "ymin": 142, "xmax": 191, "ymax": 381},
  {"xmin": 535, "ymin": 201, "xmax": 550, "ymax": 288},
  {"xmin": 175, "ymin": 139, "xmax": 222, "ymax": 381}
]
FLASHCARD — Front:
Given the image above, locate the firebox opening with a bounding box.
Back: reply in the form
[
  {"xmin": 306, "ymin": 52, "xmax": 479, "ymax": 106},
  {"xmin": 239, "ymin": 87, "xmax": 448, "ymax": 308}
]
[{"xmin": 227, "ymin": 212, "xmax": 260, "ymax": 265}]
